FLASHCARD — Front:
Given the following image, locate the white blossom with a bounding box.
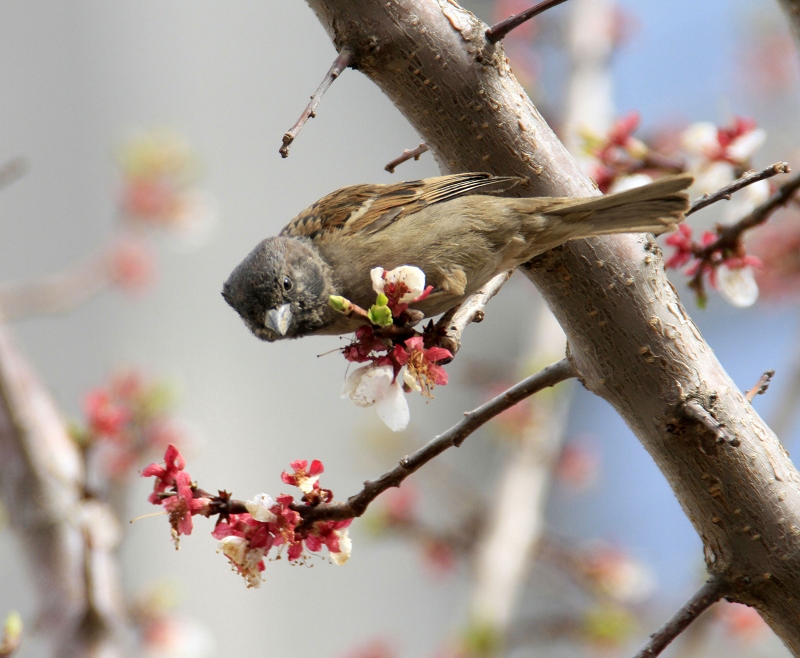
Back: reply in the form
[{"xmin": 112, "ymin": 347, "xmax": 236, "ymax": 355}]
[
  {"xmin": 245, "ymin": 493, "xmax": 277, "ymax": 523},
  {"xmin": 342, "ymin": 364, "xmax": 410, "ymax": 431},
  {"xmin": 727, "ymin": 128, "xmax": 766, "ymax": 162},
  {"xmin": 693, "ymin": 161, "xmax": 736, "ymax": 196},
  {"xmin": 718, "ymin": 264, "xmax": 759, "ymax": 308},
  {"xmin": 330, "ymin": 528, "xmax": 352, "ymax": 566},
  {"xmin": 608, "ymin": 173, "xmax": 653, "ymax": 194},
  {"xmin": 723, "ymin": 179, "xmax": 770, "ymax": 223},
  {"xmin": 218, "ymin": 536, "xmax": 265, "ymax": 588},
  {"xmin": 370, "ymin": 265, "xmax": 426, "ymax": 302},
  {"xmin": 681, "ymin": 122, "xmax": 718, "ymax": 157}
]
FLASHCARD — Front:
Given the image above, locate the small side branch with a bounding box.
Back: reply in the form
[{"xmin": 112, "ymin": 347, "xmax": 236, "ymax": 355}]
[
  {"xmin": 682, "ymin": 399, "xmax": 739, "ymax": 447},
  {"xmin": 746, "ymin": 369, "xmax": 775, "ymax": 402},
  {"xmin": 279, "ymin": 49, "xmax": 355, "ymax": 158},
  {"xmin": 433, "ymin": 271, "xmax": 513, "ymax": 358},
  {"xmin": 632, "ymin": 579, "xmax": 724, "ymax": 658},
  {"xmin": 695, "ymin": 168, "xmax": 800, "ymax": 260},
  {"xmin": 485, "ymin": 0, "xmax": 570, "ymax": 43},
  {"xmin": 384, "ymin": 143, "xmax": 429, "ymax": 173},
  {"xmin": 296, "ymin": 358, "xmax": 575, "ymax": 527},
  {"xmin": 686, "ymin": 162, "xmax": 790, "ymax": 217}
]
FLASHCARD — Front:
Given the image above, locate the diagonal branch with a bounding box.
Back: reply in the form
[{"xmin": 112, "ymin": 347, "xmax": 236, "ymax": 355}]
[
  {"xmin": 633, "ymin": 579, "xmax": 724, "ymax": 658},
  {"xmin": 694, "ymin": 168, "xmax": 800, "ymax": 259},
  {"xmin": 295, "ymin": 358, "xmax": 575, "ymax": 528},
  {"xmin": 485, "ymin": 0, "xmax": 570, "ymax": 43},
  {"xmin": 686, "ymin": 162, "xmax": 790, "ymax": 217},
  {"xmin": 279, "ymin": 48, "xmax": 355, "ymax": 158}
]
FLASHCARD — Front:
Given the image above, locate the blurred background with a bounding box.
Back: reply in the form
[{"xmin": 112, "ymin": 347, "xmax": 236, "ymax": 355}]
[{"xmin": 0, "ymin": 0, "xmax": 799, "ymax": 656}]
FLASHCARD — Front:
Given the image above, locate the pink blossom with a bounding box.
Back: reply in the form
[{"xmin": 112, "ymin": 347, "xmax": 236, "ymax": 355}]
[
  {"xmin": 84, "ymin": 389, "xmax": 130, "ymax": 440},
  {"xmin": 394, "ymin": 336, "xmax": 451, "ymax": 396},
  {"xmin": 107, "ymin": 239, "xmax": 156, "ymax": 293},
  {"xmin": 142, "ymin": 444, "xmax": 210, "ymax": 546}
]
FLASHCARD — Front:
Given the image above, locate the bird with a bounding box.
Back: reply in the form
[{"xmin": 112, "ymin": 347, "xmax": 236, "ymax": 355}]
[{"xmin": 222, "ymin": 172, "xmax": 692, "ymax": 341}]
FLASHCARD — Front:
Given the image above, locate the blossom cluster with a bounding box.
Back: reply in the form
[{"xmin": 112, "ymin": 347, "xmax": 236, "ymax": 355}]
[
  {"xmin": 582, "ymin": 114, "xmax": 771, "ymax": 307},
  {"xmin": 107, "ymin": 130, "xmax": 216, "ymax": 294},
  {"xmin": 142, "ymin": 447, "xmax": 352, "ymax": 588},
  {"xmin": 664, "ymin": 224, "xmax": 762, "ymax": 307},
  {"xmin": 117, "ymin": 129, "xmax": 213, "ymax": 236},
  {"xmin": 72, "ymin": 370, "xmax": 184, "ymax": 479},
  {"xmin": 335, "ymin": 266, "xmax": 451, "ymax": 432}
]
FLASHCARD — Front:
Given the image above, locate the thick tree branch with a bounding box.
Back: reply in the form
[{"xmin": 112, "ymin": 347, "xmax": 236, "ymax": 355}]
[
  {"xmin": 0, "ymin": 325, "xmax": 124, "ymax": 657},
  {"xmin": 279, "ymin": 48, "xmax": 355, "ymax": 158},
  {"xmin": 304, "ymin": 0, "xmax": 800, "ymax": 651},
  {"xmin": 633, "ymin": 579, "xmax": 724, "ymax": 658},
  {"xmin": 295, "ymin": 358, "xmax": 575, "ymax": 527}
]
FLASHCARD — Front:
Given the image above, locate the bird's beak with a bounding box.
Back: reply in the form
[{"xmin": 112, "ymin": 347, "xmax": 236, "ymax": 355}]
[{"xmin": 265, "ymin": 303, "xmax": 292, "ymax": 336}]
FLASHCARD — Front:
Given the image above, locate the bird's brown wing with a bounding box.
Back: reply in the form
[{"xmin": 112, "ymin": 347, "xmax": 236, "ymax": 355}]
[{"xmin": 280, "ymin": 173, "xmax": 522, "ymax": 240}]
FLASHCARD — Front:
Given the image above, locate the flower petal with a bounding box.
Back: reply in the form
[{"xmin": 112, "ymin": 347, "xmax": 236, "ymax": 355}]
[
  {"xmin": 718, "ymin": 264, "xmax": 759, "ymax": 308},
  {"xmin": 374, "ymin": 378, "xmax": 410, "ymax": 432}
]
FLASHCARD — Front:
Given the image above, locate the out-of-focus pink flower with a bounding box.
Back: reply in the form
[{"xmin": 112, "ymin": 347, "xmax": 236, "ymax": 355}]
[
  {"xmin": 715, "ymin": 601, "xmax": 769, "ymax": 641},
  {"xmin": 492, "ymin": 0, "xmax": 540, "ymax": 40},
  {"xmin": 116, "ymin": 130, "xmax": 216, "ymax": 245},
  {"xmin": 84, "ymin": 389, "xmax": 130, "ymax": 440},
  {"xmin": 107, "ymin": 238, "xmax": 156, "ymax": 292},
  {"xmin": 582, "ymin": 543, "xmax": 656, "ymax": 603},
  {"xmin": 423, "ymin": 539, "xmax": 457, "ymax": 577},
  {"xmin": 751, "ymin": 211, "xmax": 800, "ymax": 299},
  {"xmin": 337, "ymin": 639, "xmax": 396, "ymax": 658},
  {"xmin": 382, "ymin": 487, "xmax": 418, "ymax": 526},
  {"xmin": 555, "ymin": 439, "xmax": 601, "ymax": 491},
  {"xmin": 664, "ymin": 224, "xmax": 696, "ymax": 270}
]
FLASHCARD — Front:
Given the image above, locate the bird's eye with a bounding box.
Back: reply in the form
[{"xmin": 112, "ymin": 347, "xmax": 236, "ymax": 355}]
[{"xmin": 282, "ymin": 276, "xmax": 293, "ymax": 292}]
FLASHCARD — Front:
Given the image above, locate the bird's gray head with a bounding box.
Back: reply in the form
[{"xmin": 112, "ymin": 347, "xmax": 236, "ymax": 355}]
[{"xmin": 222, "ymin": 236, "xmax": 334, "ymax": 341}]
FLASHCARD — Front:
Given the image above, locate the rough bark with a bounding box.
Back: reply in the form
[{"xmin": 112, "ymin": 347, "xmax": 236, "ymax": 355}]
[{"xmin": 303, "ymin": 0, "xmax": 800, "ymax": 651}]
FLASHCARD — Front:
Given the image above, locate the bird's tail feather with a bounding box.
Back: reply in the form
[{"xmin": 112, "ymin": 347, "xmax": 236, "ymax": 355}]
[{"xmin": 545, "ymin": 173, "xmax": 693, "ymax": 236}]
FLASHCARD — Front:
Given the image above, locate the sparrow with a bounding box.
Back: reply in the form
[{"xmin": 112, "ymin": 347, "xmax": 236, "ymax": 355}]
[{"xmin": 222, "ymin": 172, "xmax": 692, "ymax": 341}]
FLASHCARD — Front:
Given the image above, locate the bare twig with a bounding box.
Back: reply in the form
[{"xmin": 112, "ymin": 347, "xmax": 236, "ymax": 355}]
[
  {"xmin": 682, "ymin": 399, "xmax": 739, "ymax": 447},
  {"xmin": 279, "ymin": 49, "xmax": 355, "ymax": 158},
  {"xmin": 633, "ymin": 579, "xmax": 724, "ymax": 658},
  {"xmin": 696, "ymin": 169, "xmax": 800, "ymax": 259},
  {"xmin": 687, "ymin": 167, "xmax": 800, "ymax": 300},
  {"xmin": 384, "ymin": 143, "xmax": 429, "ymax": 174},
  {"xmin": 0, "ymin": 157, "xmax": 27, "ymax": 191},
  {"xmin": 746, "ymin": 369, "xmax": 775, "ymax": 402},
  {"xmin": 295, "ymin": 358, "xmax": 575, "ymax": 528},
  {"xmin": 486, "ymin": 0, "xmax": 570, "ymax": 43},
  {"xmin": 686, "ymin": 162, "xmax": 790, "ymax": 217},
  {"xmin": 433, "ymin": 271, "xmax": 513, "ymax": 358}
]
